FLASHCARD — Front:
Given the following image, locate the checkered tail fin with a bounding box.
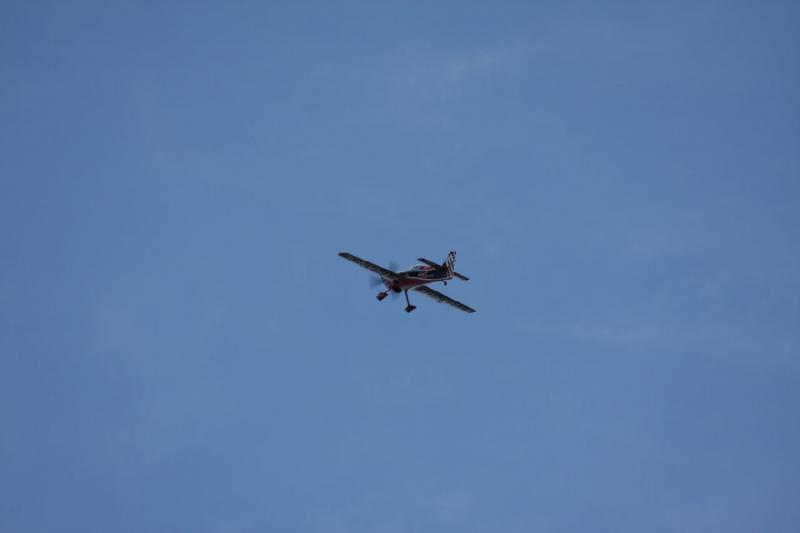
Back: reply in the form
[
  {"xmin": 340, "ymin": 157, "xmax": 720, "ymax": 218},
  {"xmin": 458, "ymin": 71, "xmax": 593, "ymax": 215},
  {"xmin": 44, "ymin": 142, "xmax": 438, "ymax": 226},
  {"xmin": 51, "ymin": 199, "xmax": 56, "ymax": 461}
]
[{"xmin": 443, "ymin": 251, "xmax": 456, "ymax": 277}]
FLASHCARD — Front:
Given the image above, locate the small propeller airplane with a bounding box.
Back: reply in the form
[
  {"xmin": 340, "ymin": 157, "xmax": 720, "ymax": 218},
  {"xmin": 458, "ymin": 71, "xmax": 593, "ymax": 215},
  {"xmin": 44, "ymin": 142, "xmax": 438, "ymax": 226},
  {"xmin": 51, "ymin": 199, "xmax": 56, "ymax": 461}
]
[{"xmin": 338, "ymin": 250, "xmax": 476, "ymax": 314}]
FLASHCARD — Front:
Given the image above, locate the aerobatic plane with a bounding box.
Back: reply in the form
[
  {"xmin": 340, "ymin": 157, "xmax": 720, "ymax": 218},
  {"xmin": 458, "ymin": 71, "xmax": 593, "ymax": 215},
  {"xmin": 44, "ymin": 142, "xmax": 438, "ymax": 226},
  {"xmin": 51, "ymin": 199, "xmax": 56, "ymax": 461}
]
[{"xmin": 338, "ymin": 250, "xmax": 476, "ymax": 313}]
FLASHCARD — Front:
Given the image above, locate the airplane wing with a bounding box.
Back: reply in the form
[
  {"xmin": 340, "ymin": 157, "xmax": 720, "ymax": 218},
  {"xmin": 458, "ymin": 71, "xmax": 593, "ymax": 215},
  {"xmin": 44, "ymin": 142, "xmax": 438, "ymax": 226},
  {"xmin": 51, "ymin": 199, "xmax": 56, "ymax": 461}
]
[
  {"xmin": 413, "ymin": 285, "xmax": 476, "ymax": 313},
  {"xmin": 338, "ymin": 252, "xmax": 399, "ymax": 280}
]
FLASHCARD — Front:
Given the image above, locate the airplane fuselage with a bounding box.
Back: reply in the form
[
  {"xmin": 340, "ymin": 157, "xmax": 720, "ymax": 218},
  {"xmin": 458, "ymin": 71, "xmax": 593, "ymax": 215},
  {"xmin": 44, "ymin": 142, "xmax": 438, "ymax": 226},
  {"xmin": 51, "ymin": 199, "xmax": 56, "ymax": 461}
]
[{"xmin": 386, "ymin": 266, "xmax": 451, "ymax": 291}]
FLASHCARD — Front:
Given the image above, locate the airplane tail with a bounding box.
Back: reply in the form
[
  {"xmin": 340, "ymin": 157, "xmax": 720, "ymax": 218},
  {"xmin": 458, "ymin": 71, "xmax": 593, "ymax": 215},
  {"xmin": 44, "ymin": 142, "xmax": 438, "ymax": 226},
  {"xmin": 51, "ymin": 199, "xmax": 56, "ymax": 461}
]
[
  {"xmin": 418, "ymin": 251, "xmax": 469, "ymax": 280},
  {"xmin": 443, "ymin": 251, "xmax": 457, "ymax": 277}
]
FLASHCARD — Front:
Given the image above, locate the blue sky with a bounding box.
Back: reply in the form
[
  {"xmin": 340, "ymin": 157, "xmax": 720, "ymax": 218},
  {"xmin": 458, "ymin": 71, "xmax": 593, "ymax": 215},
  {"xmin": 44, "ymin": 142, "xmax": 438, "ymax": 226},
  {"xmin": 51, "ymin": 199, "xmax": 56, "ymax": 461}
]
[{"xmin": 2, "ymin": 1, "xmax": 799, "ymax": 532}]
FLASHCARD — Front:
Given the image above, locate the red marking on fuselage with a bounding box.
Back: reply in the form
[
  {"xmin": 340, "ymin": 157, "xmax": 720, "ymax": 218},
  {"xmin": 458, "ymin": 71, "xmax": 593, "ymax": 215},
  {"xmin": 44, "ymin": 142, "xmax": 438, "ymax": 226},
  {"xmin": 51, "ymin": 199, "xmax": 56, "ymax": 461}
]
[{"xmin": 389, "ymin": 271, "xmax": 451, "ymax": 291}]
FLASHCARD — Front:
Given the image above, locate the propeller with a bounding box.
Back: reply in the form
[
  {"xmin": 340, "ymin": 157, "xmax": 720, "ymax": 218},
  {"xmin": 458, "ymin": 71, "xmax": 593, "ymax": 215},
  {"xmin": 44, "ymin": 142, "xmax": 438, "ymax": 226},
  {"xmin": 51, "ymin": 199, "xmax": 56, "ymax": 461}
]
[{"xmin": 369, "ymin": 260, "xmax": 401, "ymax": 297}]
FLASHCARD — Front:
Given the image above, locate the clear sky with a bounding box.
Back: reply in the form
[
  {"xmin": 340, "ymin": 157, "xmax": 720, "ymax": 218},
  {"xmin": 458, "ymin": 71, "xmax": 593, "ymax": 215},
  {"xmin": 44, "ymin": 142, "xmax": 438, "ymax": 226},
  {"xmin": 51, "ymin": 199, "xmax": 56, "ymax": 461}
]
[{"xmin": 2, "ymin": 1, "xmax": 799, "ymax": 532}]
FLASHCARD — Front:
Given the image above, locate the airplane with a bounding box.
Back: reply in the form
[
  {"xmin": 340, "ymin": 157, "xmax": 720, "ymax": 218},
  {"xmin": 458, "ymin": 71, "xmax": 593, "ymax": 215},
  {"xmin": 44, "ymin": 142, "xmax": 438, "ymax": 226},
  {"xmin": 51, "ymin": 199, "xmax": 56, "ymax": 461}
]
[{"xmin": 338, "ymin": 250, "xmax": 476, "ymax": 314}]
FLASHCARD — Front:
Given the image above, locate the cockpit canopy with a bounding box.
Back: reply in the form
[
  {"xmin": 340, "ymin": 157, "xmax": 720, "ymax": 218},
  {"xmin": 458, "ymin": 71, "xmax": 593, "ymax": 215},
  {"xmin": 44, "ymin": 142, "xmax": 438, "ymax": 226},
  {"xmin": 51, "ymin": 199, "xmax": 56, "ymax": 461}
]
[{"xmin": 408, "ymin": 264, "xmax": 430, "ymax": 271}]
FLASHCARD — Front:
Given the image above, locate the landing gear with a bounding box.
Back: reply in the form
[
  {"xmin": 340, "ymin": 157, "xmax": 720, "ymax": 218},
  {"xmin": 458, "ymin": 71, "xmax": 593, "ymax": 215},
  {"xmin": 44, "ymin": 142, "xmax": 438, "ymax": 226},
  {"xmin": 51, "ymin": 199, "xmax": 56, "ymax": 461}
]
[
  {"xmin": 404, "ymin": 290, "xmax": 416, "ymax": 313},
  {"xmin": 376, "ymin": 291, "xmax": 388, "ymax": 301}
]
